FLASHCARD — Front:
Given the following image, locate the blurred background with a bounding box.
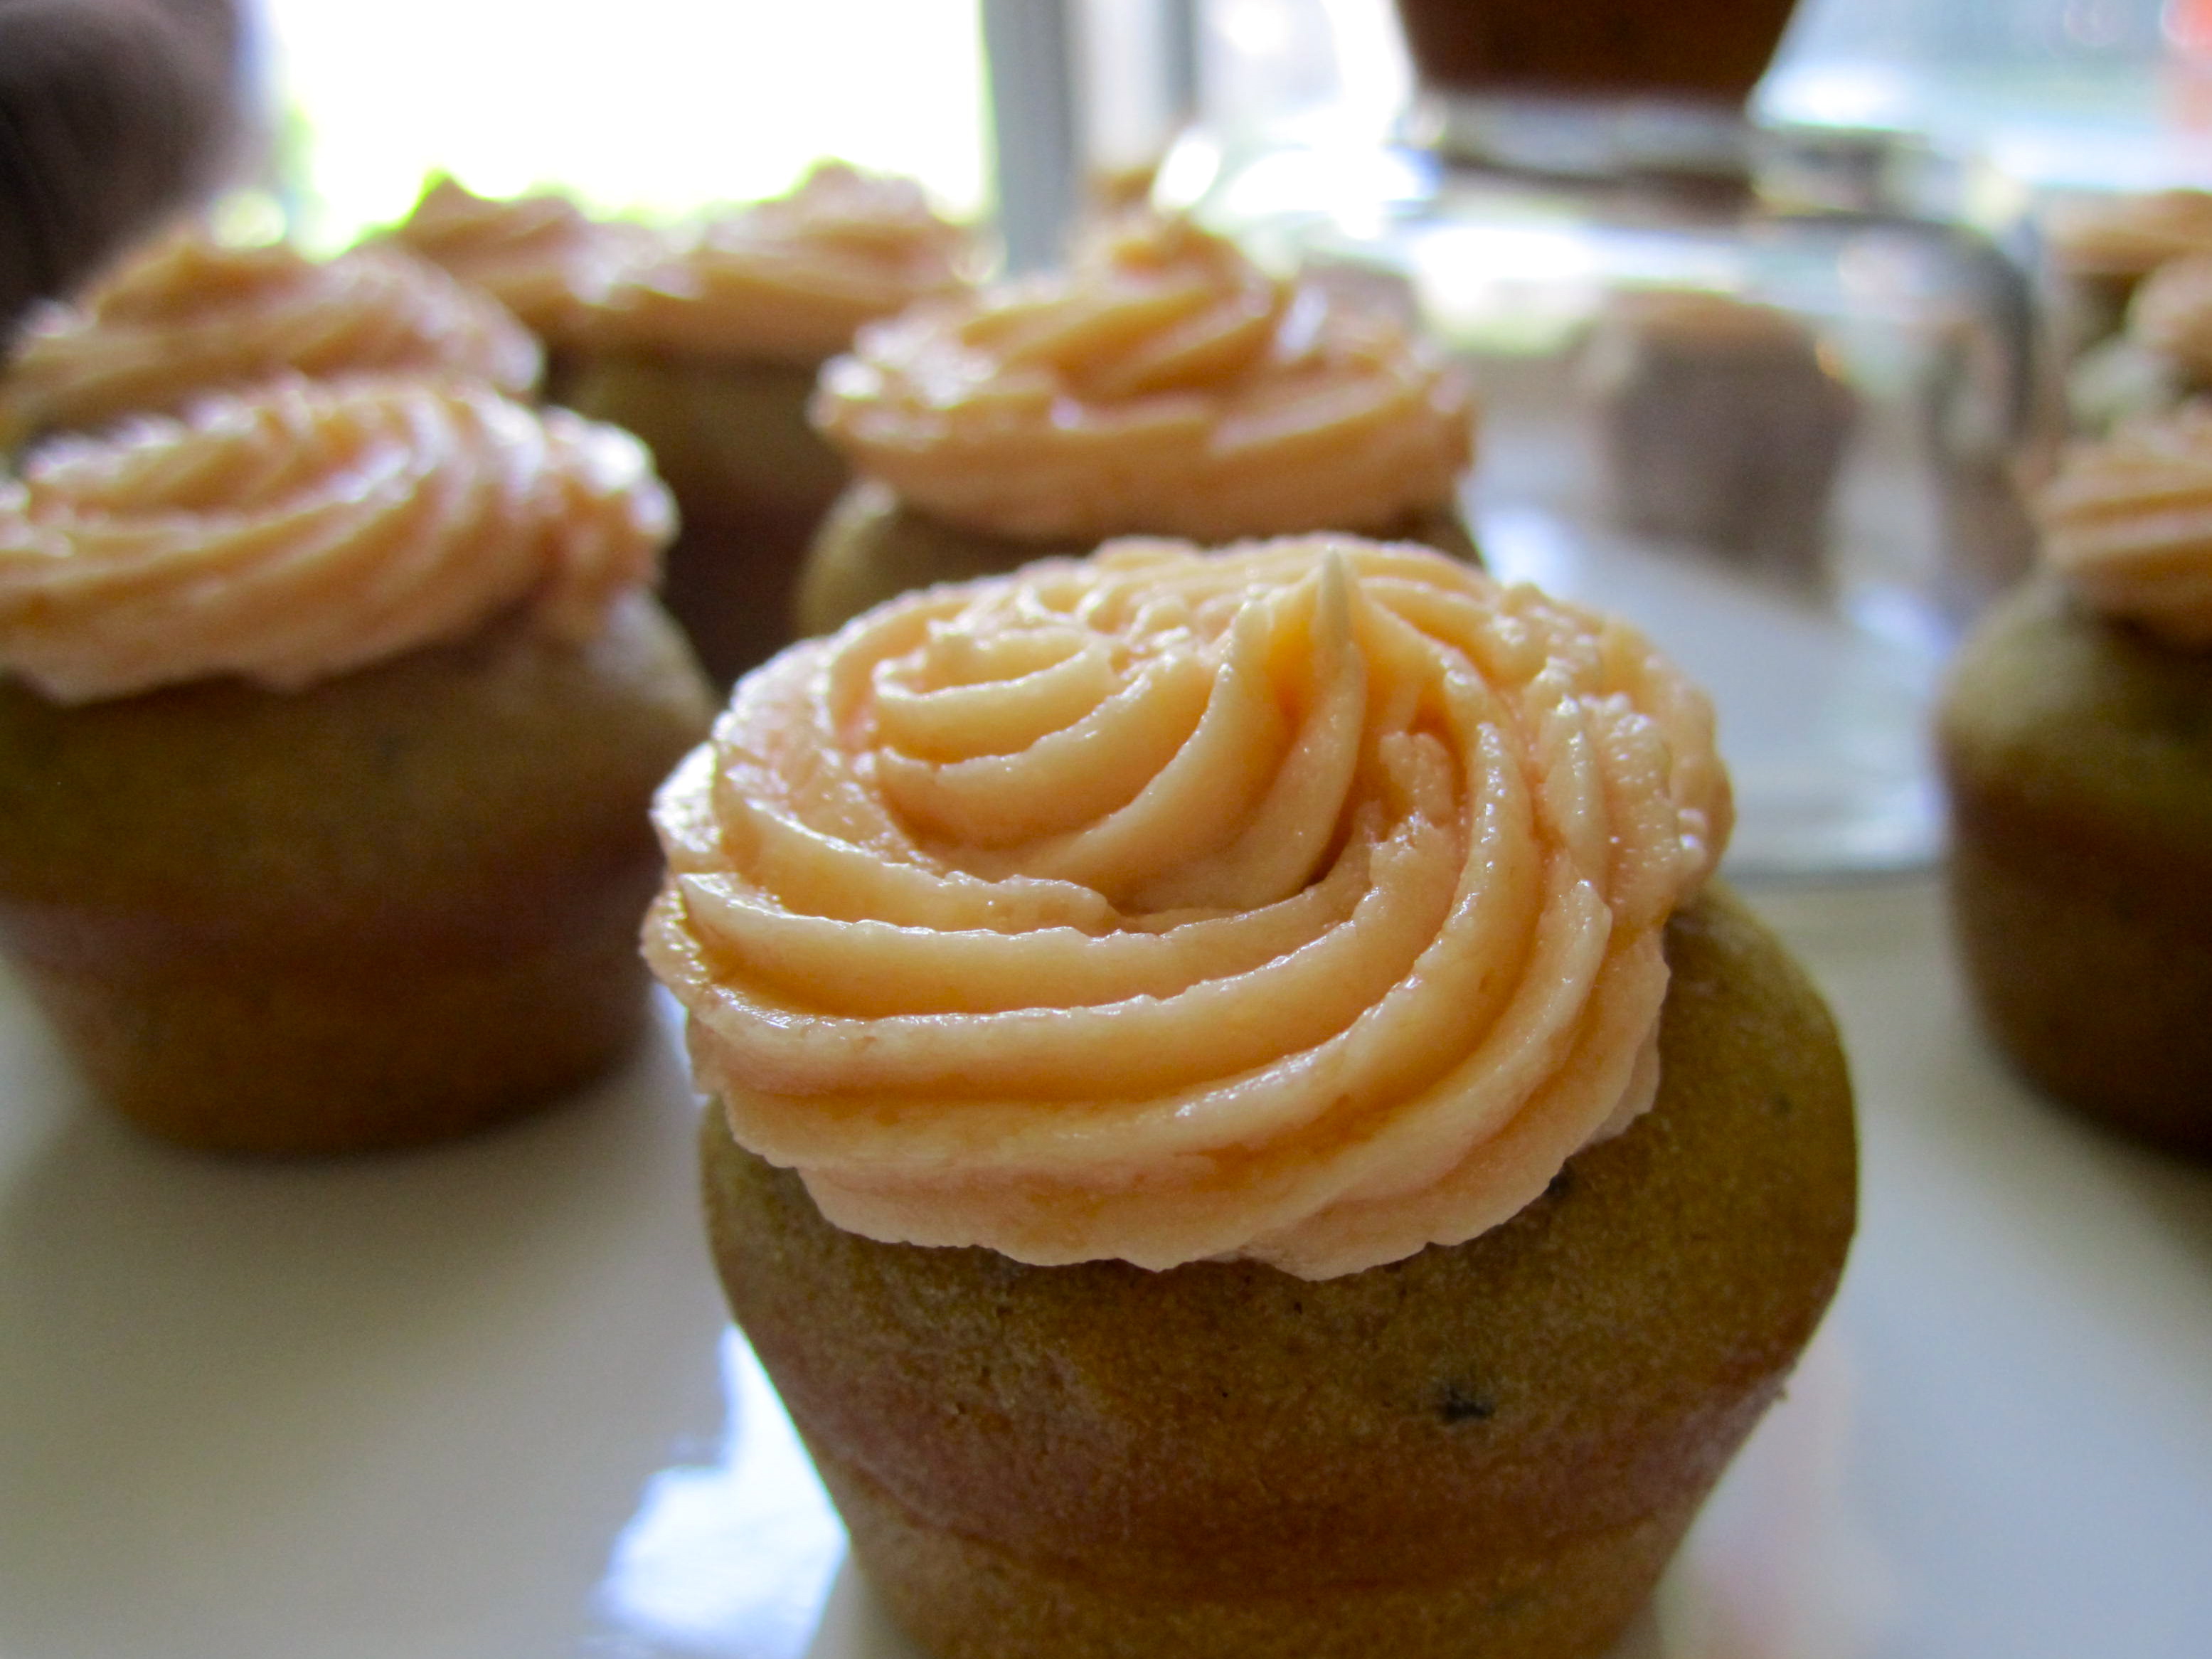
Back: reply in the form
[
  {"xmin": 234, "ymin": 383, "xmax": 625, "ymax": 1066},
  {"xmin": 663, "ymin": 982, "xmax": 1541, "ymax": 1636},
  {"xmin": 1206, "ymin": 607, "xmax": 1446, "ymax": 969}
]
[{"xmin": 252, "ymin": 0, "xmax": 2212, "ymax": 247}]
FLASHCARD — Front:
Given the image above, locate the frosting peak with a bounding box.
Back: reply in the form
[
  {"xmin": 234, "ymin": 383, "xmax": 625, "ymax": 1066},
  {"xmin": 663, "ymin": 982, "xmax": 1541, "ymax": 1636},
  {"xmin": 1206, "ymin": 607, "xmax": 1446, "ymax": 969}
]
[
  {"xmin": 0, "ymin": 230, "xmax": 541, "ymax": 441},
  {"xmin": 811, "ymin": 216, "xmax": 1477, "ymax": 542},
  {"xmin": 644, "ymin": 537, "xmax": 1726, "ymax": 1278},
  {"xmin": 382, "ymin": 175, "xmax": 671, "ymax": 344},
  {"xmin": 2036, "ymin": 403, "xmax": 2212, "ymax": 647},
  {"xmin": 583, "ymin": 163, "xmax": 974, "ymax": 365},
  {"xmin": 0, "ymin": 376, "xmax": 673, "ymax": 702}
]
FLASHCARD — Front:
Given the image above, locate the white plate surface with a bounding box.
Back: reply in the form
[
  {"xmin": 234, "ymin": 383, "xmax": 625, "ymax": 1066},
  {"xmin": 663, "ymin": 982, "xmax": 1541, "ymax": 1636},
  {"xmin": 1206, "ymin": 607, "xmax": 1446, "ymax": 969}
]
[{"xmin": 3, "ymin": 873, "xmax": 2208, "ymax": 1659}]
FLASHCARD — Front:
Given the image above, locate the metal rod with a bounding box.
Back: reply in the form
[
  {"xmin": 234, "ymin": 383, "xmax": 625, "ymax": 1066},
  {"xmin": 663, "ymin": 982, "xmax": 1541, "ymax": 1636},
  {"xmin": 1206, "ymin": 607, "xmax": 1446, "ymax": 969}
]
[{"xmin": 982, "ymin": 0, "xmax": 1083, "ymax": 273}]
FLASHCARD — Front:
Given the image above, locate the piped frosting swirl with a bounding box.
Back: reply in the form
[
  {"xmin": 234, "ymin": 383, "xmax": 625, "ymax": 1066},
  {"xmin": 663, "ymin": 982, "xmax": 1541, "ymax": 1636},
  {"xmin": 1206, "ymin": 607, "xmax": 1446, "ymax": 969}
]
[
  {"xmin": 2037, "ymin": 402, "xmax": 2212, "ymax": 647},
  {"xmin": 644, "ymin": 536, "xmax": 1727, "ymax": 1279},
  {"xmin": 583, "ymin": 163, "xmax": 972, "ymax": 365},
  {"xmin": 0, "ymin": 230, "xmax": 541, "ymax": 441},
  {"xmin": 0, "ymin": 376, "xmax": 672, "ymax": 702},
  {"xmin": 810, "ymin": 216, "xmax": 1477, "ymax": 542},
  {"xmin": 382, "ymin": 174, "xmax": 671, "ymax": 345},
  {"xmin": 2128, "ymin": 252, "xmax": 2212, "ymax": 379}
]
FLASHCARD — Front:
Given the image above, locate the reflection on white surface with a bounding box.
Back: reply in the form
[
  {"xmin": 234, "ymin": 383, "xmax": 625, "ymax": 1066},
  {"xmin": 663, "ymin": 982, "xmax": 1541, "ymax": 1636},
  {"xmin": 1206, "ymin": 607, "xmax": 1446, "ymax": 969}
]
[
  {"xmin": 1660, "ymin": 1332, "xmax": 1893, "ymax": 1659},
  {"xmin": 802, "ymin": 1563, "xmax": 923, "ymax": 1659},
  {"xmin": 4, "ymin": 876, "xmax": 2212, "ymax": 1657},
  {"xmin": 595, "ymin": 1331, "xmax": 844, "ymax": 1658},
  {"xmin": 1752, "ymin": 876, "xmax": 2212, "ymax": 1659},
  {"xmin": 0, "ymin": 980, "xmax": 730, "ymax": 1659}
]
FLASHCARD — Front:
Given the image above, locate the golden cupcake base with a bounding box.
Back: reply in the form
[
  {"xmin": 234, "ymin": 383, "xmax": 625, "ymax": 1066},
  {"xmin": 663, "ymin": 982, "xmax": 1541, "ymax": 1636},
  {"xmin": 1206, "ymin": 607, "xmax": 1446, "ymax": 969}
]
[
  {"xmin": 1940, "ymin": 577, "xmax": 2212, "ymax": 1159},
  {"xmin": 0, "ymin": 593, "xmax": 715, "ymax": 1155},
  {"xmin": 560, "ymin": 350, "xmax": 849, "ymax": 685},
  {"xmin": 700, "ymin": 883, "xmax": 1856, "ymax": 1659},
  {"xmin": 6, "ymin": 912, "xmax": 653, "ymax": 1156}
]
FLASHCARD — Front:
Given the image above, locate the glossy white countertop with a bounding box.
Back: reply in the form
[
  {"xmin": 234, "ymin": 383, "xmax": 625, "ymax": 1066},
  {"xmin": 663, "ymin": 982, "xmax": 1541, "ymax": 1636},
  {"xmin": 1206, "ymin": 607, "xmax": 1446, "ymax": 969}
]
[{"xmin": 2, "ymin": 871, "xmax": 2208, "ymax": 1659}]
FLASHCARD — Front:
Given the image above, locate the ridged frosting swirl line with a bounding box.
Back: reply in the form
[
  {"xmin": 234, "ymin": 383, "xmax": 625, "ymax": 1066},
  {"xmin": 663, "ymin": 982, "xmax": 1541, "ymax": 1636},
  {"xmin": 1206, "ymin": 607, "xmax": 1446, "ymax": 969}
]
[
  {"xmin": 2036, "ymin": 403, "xmax": 2212, "ymax": 646},
  {"xmin": 581, "ymin": 163, "xmax": 972, "ymax": 365},
  {"xmin": 0, "ymin": 376, "xmax": 674, "ymax": 701},
  {"xmin": 382, "ymin": 174, "xmax": 671, "ymax": 341},
  {"xmin": 645, "ymin": 537, "xmax": 1728, "ymax": 1278},
  {"xmin": 0, "ymin": 233, "xmax": 542, "ymax": 442},
  {"xmin": 809, "ymin": 216, "xmax": 1475, "ymax": 544}
]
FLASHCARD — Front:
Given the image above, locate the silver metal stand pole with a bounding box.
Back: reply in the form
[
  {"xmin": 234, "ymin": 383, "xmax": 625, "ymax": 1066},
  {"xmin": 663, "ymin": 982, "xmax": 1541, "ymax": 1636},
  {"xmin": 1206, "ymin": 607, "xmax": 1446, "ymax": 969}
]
[
  {"xmin": 1159, "ymin": 0, "xmax": 1201, "ymax": 130},
  {"xmin": 982, "ymin": 0, "xmax": 1083, "ymax": 274}
]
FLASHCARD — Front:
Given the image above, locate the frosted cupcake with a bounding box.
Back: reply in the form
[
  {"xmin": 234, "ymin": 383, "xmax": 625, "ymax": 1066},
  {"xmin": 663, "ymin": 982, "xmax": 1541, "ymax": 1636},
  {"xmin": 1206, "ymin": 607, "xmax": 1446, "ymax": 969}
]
[
  {"xmin": 0, "ymin": 227, "xmax": 541, "ymax": 447},
  {"xmin": 2070, "ymin": 252, "xmax": 2212, "ymax": 434},
  {"xmin": 649, "ymin": 537, "xmax": 1856, "ymax": 1658},
  {"xmin": 797, "ymin": 215, "xmax": 1480, "ymax": 640},
  {"xmin": 554, "ymin": 162, "xmax": 974, "ymax": 686},
  {"xmin": 0, "ymin": 376, "xmax": 715, "ymax": 1153},
  {"xmin": 378, "ymin": 173, "xmax": 670, "ymax": 397},
  {"xmin": 1940, "ymin": 403, "xmax": 2212, "ymax": 1156},
  {"xmin": 2043, "ymin": 188, "xmax": 2212, "ymax": 354}
]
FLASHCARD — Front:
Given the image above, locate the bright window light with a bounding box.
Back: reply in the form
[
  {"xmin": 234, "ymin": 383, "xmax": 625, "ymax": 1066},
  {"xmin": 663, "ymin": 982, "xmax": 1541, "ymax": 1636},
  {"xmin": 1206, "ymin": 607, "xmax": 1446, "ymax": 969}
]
[{"xmin": 256, "ymin": 0, "xmax": 988, "ymax": 246}]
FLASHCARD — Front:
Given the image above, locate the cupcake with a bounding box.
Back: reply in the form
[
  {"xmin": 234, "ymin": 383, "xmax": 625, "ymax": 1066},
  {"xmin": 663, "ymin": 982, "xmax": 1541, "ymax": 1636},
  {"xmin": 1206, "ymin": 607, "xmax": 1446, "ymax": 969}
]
[
  {"xmin": 1938, "ymin": 403, "xmax": 2212, "ymax": 1157},
  {"xmin": 378, "ymin": 172, "xmax": 670, "ymax": 399},
  {"xmin": 1579, "ymin": 288, "xmax": 1856, "ymax": 587},
  {"xmin": 648, "ymin": 537, "xmax": 1856, "ymax": 1658},
  {"xmin": 797, "ymin": 214, "xmax": 1480, "ymax": 640},
  {"xmin": 548, "ymin": 162, "xmax": 975, "ymax": 687},
  {"xmin": 2069, "ymin": 251, "xmax": 2212, "ymax": 435},
  {"xmin": 0, "ymin": 376, "xmax": 715, "ymax": 1153},
  {"xmin": 2043, "ymin": 188, "xmax": 2212, "ymax": 355},
  {"xmin": 0, "ymin": 226, "xmax": 541, "ymax": 447}
]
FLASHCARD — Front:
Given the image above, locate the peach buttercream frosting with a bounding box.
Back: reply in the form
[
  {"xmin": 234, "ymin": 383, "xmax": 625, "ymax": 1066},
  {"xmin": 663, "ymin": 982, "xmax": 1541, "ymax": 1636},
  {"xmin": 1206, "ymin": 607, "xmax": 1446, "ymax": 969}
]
[
  {"xmin": 582, "ymin": 163, "xmax": 972, "ymax": 366},
  {"xmin": 2048, "ymin": 189, "xmax": 2212, "ymax": 280},
  {"xmin": 810, "ymin": 216, "xmax": 1476, "ymax": 543},
  {"xmin": 2128, "ymin": 253, "xmax": 2212, "ymax": 378},
  {"xmin": 0, "ymin": 376, "xmax": 672, "ymax": 703},
  {"xmin": 2036, "ymin": 403, "xmax": 2212, "ymax": 648},
  {"xmin": 382, "ymin": 175, "xmax": 670, "ymax": 344},
  {"xmin": 0, "ymin": 230, "xmax": 541, "ymax": 442},
  {"xmin": 644, "ymin": 536, "xmax": 1728, "ymax": 1278}
]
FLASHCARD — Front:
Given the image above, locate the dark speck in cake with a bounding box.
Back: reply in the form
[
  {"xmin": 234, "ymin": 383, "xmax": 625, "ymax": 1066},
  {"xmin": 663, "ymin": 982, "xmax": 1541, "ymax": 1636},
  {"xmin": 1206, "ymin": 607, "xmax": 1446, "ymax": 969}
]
[{"xmin": 1437, "ymin": 1380, "xmax": 1495, "ymax": 1424}]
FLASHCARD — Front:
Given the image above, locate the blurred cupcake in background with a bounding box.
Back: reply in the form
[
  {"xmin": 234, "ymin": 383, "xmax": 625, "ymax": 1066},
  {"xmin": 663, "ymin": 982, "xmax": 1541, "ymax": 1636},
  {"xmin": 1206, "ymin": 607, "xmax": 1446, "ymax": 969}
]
[
  {"xmin": 380, "ymin": 173, "xmax": 669, "ymax": 398},
  {"xmin": 1939, "ymin": 401, "xmax": 2212, "ymax": 1157},
  {"xmin": 0, "ymin": 374, "xmax": 714, "ymax": 1155},
  {"xmin": 555, "ymin": 161, "xmax": 977, "ymax": 687},
  {"xmin": 0, "ymin": 226, "xmax": 540, "ymax": 448},
  {"xmin": 797, "ymin": 213, "xmax": 1479, "ymax": 642},
  {"xmin": 2069, "ymin": 251, "xmax": 2212, "ymax": 435},
  {"xmin": 1578, "ymin": 288, "xmax": 1855, "ymax": 590},
  {"xmin": 2042, "ymin": 187, "xmax": 2212, "ymax": 356}
]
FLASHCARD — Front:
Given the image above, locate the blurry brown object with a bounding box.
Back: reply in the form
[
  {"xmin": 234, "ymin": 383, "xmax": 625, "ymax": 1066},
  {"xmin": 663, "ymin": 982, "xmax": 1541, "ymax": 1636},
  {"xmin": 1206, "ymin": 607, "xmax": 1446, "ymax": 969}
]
[
  {"xmin": 1940, "ymin": 577, "xmax": 2212, "ymax": 1160},
  {"xmin": 2044, "ymin": 189, "xmax": 2212, "ymax": 353},
  {"xmin": 1393, "ymin": 0, "xmax": 1799, "ymax": 105},
  {"xmin": 1580, "ymin": 289, "xmax": 1854, "ymax": 584},
  {"xmin": 0, "ymin": 0, "xmax": 248, "ymax": 334}
]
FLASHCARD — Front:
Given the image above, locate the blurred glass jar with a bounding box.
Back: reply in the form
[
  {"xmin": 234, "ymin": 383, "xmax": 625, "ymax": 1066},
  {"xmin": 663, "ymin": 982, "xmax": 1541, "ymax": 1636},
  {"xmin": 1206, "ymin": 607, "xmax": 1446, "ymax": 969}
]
[{"xmin": 1158, "ymin": 0, "xmax": 2049, "ymax": 876}]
